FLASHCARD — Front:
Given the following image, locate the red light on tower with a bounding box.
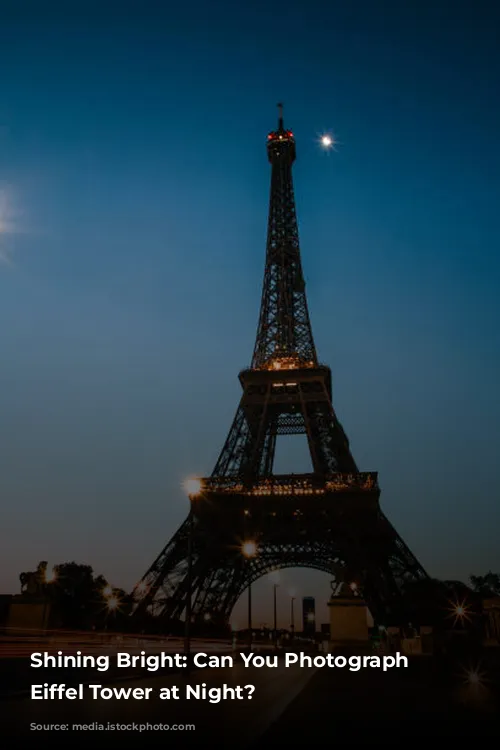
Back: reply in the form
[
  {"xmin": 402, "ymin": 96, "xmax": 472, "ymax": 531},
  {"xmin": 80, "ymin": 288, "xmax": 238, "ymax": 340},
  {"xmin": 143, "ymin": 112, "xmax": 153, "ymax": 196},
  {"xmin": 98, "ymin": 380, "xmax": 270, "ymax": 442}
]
[
  {"xmin": 288, "ymin": 131, "xmax": 293, "ymax": 137},
  {"xmin": 267, "ymin": 134, "xmax": 273, "ymax": 140}
]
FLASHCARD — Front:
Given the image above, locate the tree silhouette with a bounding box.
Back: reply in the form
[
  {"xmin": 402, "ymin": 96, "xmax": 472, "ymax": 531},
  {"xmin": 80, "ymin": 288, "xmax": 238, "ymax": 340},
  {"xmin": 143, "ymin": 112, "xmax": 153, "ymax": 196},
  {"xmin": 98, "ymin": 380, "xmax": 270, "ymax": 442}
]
[
  {"xmin": 470, "ymin": 571, "xmax": 500, "ymax": 596},
  {"xmin": 39, "ymin": 561, "xmax": 131, "ymax": 630}
]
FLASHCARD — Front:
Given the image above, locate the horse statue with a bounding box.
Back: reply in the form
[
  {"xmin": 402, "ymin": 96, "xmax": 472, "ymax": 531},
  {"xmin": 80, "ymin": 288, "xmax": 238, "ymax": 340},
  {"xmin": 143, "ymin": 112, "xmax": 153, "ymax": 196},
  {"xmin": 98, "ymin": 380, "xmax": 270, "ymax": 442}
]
[{"xmin": 330, "ymin": 568, "xmax": 361, "ymax": 599}]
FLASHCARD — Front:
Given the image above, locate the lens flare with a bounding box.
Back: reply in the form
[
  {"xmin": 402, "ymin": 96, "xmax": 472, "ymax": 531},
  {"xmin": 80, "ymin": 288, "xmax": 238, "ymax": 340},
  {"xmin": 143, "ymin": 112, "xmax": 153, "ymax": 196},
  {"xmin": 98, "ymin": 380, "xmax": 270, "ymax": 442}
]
[
  {"xmin": 318, "ymin": 133, "xmax": 338, "ymax": 150},
  {"xmin": 183, "ymin": 478, "xmax": 202, "ymax": 496}
]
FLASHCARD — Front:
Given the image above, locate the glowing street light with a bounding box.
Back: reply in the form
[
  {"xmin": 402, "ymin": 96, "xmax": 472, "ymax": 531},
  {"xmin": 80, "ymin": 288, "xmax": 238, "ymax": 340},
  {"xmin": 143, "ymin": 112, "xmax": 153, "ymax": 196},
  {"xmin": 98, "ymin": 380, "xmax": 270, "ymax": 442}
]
[
  {"xmin": 273, "ymin": 583, "xmax": 280, "ymax": 647},
  {"xmin": 466, "ymin": 669, "xmax": 481, "ymax": 685},
  {"xmin": 290, "ymin": 593, "xmax": 296, "ymax": 638},
  {"xmin": 241, "ymin": 541, "xmax": 258, "ymax": 648},
  {"xmin": 183, "ymin": 476, "xmax": 203, "ymax": 662},
  {"xmin": 241, "ymin": 540, "xmax": 258, "ymax": 558},
  {"xmin": 183, "ymin": 478, "xmax": 202, "ymax": 496},
  {"xmin": 107, "ymin": 596, "xmax": 119, "ymax": 612},
  {"xmin": 44, "ymin": 567, "xmax": 57, "ymax": 584},
  {"xmin": 461, "ymin": 664, "xmax": 487, "ymax": 692},
  {"xmin": 447, "ymin": 598, "xmax": 472, "ymax": 626}
]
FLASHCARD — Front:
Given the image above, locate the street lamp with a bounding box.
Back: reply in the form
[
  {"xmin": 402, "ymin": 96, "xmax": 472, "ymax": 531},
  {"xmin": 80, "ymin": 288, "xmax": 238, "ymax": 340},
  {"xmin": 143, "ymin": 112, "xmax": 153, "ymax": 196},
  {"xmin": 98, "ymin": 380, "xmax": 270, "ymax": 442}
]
[
  {"xmin": 44, "ymin": 567, "xmax": 57, "ymax": 584},
  {"xmin": 242, "ymin": 541, "xmax": 257, "ymax": 558},
  {"xmin": 42, "ymin": 566, "xmax": 57, "ymax": 631},
  {"xmin": 273, "ymin": 583, "xmax": 279, "ymax": 648},
  {"xmin": 448, "ymin": 598, "xmax": 471, "ymax": 627},
  {"xmin": 242, "ymin": 540, "xmax": 258, "ymax": 649},
  {"xmin": 290, "ymin": 595, "xmax": 296, "ymax": 639},
  {"xmin": 183, "ymin": 478, "xmax": 202, "ymax": 496},
  {"xmin": 183, "ymin": 477, "xmax": 202, "ymax": 662}
]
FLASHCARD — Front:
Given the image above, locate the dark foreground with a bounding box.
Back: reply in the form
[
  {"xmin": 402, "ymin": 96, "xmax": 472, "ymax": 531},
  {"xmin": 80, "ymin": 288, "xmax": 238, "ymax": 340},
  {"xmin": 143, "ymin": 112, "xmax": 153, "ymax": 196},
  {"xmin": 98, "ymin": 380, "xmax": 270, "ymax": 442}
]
[
  {"xmin": 265, "ymin": 651, "xmax": 500, "ymax": 742},
  {"xmin": 2, "ymin": 649, "xmax": 499, "ymax": 746}
]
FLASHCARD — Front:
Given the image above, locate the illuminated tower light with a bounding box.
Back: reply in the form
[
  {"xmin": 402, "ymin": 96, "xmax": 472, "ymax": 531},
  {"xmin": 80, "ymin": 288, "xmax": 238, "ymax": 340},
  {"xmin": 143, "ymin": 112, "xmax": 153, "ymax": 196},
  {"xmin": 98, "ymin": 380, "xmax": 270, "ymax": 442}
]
[
  {"xmin": 107, "ymin": 596, "xmax": 120, "ymax": 611},
  {"xmin": 44, "ymin": 567, "xmax": 57, "ymax": 584},
  {"xmin": 241, "ymin": 540, "xmax": 258, "ymax": 558},
  {"xmin": 183, "ymin": 478, "xmax": 202, "ymax": 496}
]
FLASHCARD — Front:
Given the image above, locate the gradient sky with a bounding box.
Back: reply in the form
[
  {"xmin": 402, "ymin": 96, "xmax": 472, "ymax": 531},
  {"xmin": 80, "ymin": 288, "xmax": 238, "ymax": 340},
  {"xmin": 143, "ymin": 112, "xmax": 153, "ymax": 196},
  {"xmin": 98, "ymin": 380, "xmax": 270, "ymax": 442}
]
[{"xmin": 1, "ymin": 1, "xmax": 499, "ymax": 627}]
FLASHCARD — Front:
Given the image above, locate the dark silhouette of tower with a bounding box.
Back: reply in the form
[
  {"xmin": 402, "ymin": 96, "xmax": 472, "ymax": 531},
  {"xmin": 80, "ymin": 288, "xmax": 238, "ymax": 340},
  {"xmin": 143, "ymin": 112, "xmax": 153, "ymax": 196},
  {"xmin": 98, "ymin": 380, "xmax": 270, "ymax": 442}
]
[{"xmin": 131, "ymin": 105, "xmax": 428, "ymax": 627}]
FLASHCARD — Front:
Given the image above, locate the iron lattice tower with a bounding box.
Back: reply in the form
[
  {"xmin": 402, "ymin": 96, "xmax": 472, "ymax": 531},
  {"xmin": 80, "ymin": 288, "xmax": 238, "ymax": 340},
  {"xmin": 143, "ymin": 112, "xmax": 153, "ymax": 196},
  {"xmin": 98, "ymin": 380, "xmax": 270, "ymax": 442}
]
[{"xmin": 132, "ymin": 105, "xmax": 428, "ymax": 628}]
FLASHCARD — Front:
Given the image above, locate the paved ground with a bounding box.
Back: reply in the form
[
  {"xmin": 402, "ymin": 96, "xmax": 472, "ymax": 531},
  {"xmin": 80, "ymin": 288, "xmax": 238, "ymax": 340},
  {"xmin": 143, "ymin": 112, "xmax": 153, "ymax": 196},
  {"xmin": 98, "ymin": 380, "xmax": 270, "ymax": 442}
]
[
  {"xmin": 0, "ymin": 636, "xmax": 233, "ymax": 696},
  {"xmin": 2, "ymin": 649, "xmax": 498, "ymax": 745},
  {"xmin": 2, "ymin": 657, "xmax": 317, "ymax": 747},
  {"xmin": 261, "ymin": 651, "xmax": 500, "ymax": 741},
  {"xmin": 0, "ymin": 634, "xmax": 232, "ymax": 659}
]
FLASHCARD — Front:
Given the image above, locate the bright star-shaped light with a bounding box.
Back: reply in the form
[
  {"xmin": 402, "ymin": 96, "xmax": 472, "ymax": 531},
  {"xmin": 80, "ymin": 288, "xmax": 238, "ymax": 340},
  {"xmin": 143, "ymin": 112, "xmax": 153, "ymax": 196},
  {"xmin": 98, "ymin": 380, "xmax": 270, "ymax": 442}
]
[
  {"xmin": 183, "ymin": 478, "xmax": 202, "ymax": 496},
  {"xmin": 44, "ymin": 567, "xmax": 57, "ymax": 584},
  {"xmin": 460, "ymin": 663, "xmax": 487, "ymax": 690},
  {"xmin": 317, "ymin": 131, "xmax": 340, "ymax": 152},
  {"xmin": 107, "ymin": 596, "xmax": 119, "ymax": 611},
  {"xmin": 241, "ymin": 540, "xmax": 258, "ymax": 558},
  {"xmin": 447, "ymin": 598, "xmax": 472, "ymax": 626}
]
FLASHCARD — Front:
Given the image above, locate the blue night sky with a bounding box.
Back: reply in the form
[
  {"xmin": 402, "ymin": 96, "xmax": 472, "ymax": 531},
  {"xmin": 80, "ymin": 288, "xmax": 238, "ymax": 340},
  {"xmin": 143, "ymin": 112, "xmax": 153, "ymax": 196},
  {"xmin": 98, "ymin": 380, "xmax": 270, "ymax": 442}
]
[{"xmin": 1, "ymin": 1, "xmax": 499, "ymax": 626}]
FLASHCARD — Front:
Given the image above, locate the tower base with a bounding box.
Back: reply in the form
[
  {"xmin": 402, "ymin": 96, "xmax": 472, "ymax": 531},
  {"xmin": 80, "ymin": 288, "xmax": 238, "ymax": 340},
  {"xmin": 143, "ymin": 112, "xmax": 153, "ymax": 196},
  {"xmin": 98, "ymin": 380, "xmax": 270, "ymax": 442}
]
[{"xmin": 328, "ymin": 591, "xmax": 369, "ymax": 648}]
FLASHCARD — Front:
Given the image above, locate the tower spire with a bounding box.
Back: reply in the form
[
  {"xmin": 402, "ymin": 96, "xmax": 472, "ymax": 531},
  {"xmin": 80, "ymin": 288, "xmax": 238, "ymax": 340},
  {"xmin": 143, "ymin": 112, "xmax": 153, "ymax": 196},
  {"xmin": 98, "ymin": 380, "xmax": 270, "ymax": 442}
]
[
  {"xmin": 252, "ymin": 107, "xmax": 317, "ymax": 369},
  {"xmin": 277, "ymin": 101, "xmax": 284, "ymax": 129}
]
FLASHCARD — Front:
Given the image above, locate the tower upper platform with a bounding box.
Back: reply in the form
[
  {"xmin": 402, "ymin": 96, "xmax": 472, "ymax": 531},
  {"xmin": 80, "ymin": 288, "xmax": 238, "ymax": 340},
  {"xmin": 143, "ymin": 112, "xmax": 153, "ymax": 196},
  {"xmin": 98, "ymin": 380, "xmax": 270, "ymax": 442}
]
[{"xmin": 267, "ymin": 102, "xmax": 296, "ymax": 163}]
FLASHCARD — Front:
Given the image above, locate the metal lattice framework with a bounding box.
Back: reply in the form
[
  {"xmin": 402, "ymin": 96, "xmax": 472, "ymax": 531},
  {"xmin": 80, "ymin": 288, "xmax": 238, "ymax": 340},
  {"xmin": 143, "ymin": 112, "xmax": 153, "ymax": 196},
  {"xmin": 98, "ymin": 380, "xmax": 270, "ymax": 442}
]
[
  {"xmin": 210, "ymin": 366, "xmax": 358, "ymax": 480},
  {"xmin": 252, "ymin": 103, "xmax": 317, "ymax": 369},
  {"xmin": 131, "ymin": 105, "xmax": 429, "ymax": 628}
]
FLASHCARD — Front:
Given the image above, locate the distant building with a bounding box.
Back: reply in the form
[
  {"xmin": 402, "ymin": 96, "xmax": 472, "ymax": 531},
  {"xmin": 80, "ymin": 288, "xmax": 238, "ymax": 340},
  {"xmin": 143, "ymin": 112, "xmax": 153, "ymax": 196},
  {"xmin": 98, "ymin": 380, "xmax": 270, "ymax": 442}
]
[{"xmin": 302, "ymin": 596, "xmax": 316, "ymax": 635}]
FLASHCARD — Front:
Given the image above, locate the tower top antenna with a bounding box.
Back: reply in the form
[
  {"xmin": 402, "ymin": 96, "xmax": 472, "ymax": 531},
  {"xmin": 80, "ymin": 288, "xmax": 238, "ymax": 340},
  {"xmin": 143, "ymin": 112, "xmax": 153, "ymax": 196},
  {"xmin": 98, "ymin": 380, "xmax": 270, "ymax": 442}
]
[{"xmin": 277, "ymin": 102, "xmax": 284, "ymax": 129}]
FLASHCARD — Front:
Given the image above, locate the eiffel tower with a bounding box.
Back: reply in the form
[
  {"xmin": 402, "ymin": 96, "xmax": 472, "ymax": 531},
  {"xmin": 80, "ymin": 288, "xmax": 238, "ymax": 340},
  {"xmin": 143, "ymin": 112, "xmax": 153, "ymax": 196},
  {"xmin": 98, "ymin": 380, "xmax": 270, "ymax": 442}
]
[{"xmin": 132, "ymin": 104, "xmax": 429, "ymax": 627}]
